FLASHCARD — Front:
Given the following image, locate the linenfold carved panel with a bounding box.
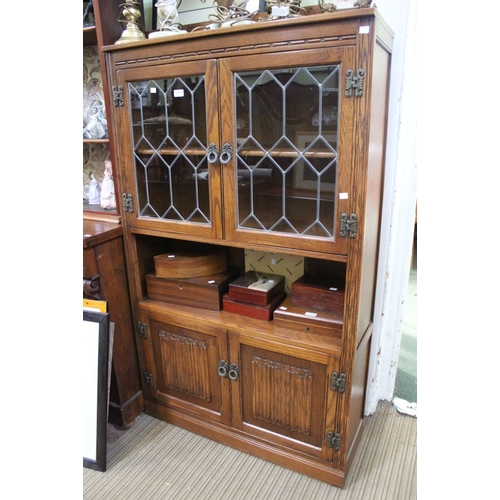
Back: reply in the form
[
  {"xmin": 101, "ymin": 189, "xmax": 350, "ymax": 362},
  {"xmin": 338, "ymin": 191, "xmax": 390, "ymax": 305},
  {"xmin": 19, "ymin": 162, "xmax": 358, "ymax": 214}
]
[
  {"xmin": 251, "ymin": 355, "xmax": 313, "ymax": 435},
  {"xmin": 159, "ymin": 330, "xmax": 211, "ymax": 401}
]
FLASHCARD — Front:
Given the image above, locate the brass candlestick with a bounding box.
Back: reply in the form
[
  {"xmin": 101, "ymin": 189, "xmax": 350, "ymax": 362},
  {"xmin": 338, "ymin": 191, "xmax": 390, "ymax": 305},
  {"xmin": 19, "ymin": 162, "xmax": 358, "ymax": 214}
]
[{"xmin": 115, "ymin": 1, "xmax": 146, "ymax": 45}]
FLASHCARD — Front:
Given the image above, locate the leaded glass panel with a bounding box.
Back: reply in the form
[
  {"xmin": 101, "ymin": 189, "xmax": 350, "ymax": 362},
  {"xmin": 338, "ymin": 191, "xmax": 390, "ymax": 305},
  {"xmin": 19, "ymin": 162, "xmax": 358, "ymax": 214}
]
[
  {"xmin": 235, "ymin": 66, "xmax": 339, "ymax": 239},
  {"xmin": 128, "ymin": 76, "xmax": 210, "ymax": 224}
]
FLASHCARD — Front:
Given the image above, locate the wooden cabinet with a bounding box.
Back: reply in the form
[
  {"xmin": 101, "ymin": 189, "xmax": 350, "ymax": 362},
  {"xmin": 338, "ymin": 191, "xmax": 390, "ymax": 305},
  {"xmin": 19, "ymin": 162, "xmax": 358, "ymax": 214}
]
[
  {"xmin": 83, "ymin": 220, "xmax": 144, "ymax": 428},
  {"xmin": 83, "ymin": 1, "xmax": 145, "ymax": 427},
  {"xmin": 103, "ymin": 8, "xmax": 393, "ymax": 487}
]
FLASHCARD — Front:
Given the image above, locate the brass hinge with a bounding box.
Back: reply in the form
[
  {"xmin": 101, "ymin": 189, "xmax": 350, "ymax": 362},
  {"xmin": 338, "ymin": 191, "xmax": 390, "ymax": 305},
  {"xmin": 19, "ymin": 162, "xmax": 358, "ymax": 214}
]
[
  {"xmin": 144, "ymin": 372, "xmax": 154, "ymax": 388},
  {"xmin": 122, "ymin": 193, "xmax": 134, "ymax": 213},
  {"xmin": 330, "ymin": 372, "xmax": 346, "ymax": 393},
  {"xmin": 345, "ymin": 69, "xmax": 365, "ymax": 98},
  {"xmin": 326, "ymin": 431, "xmax": 342, "ymax": 451},
  {"xmin": 113, "ymin": 85, "xmax": 124, "ymax": 107},
  {"xmin": 340, "ymin": 213, "xmax": 358, "ymax": 238},
  {"xmin": 137, "ymin": 322, "xmax": 147, "ymax": 339}
]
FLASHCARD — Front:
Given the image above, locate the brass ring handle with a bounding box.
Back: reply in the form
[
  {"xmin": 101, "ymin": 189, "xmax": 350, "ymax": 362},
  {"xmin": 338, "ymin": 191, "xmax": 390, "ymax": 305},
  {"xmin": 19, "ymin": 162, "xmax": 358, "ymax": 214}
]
[
  {"xmin": 219, "ymin": 143, "xmax": 233, "ymax": 164},
  {"xmin": 228, "ymin": 363, "xmax": 239, "ymax": 380},
  {"xmin": 218, "ymin": 360, "xmax": 228, "ymax": 377},
  {"xmin": 207, "ymin": 143, "xmax": 219, "ymax": 163}
]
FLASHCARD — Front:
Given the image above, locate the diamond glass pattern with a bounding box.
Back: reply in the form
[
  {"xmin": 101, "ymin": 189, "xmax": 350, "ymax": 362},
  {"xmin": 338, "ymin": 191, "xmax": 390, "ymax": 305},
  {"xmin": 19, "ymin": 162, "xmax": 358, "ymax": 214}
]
[
  {"xmin": 129, "ymin": 77, "xmax": 210, "ymax": 224},
  {"xmin": 235, "ymin": 66, "xmax": 339, "ymax": 238}
]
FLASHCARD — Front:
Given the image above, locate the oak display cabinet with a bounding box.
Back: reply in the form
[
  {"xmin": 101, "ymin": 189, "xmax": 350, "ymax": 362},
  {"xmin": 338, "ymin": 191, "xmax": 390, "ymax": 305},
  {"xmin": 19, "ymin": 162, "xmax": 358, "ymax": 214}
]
[{"xmin": 103, "ymin": 8, "xmax": 393, "ymax": 486}]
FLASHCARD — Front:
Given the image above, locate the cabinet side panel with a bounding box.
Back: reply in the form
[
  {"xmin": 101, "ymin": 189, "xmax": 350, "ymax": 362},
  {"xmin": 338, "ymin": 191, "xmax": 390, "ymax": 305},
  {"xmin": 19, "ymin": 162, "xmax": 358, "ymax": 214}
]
[
  {"xmin": 95, "ymin": 237, "xmax": 141, "ymax": 395},
  {"xmin": 357, "ymin": 40, "xmax": 391, "ymax": 347},
  {"xmin": 90, "ymin": 235, "xmax": 143, "ymax": 426},
  {"xmin": 346, "ymin": 330, "xmax": 371, "ymax": 470}
]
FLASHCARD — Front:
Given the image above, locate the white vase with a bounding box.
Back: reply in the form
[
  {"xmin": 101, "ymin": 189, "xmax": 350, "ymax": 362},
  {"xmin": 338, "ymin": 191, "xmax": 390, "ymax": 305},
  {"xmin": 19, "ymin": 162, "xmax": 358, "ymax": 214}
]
[{"xmin": 156, "ymin": 0, "xmax": 181, "ymax": 29}]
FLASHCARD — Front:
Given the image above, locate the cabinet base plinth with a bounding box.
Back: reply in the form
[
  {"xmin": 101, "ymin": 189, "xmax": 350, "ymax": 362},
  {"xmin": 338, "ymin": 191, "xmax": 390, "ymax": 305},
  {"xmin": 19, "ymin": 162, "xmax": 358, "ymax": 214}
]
[
  {"xmin": 144, "ymin": 400, "xmax": 347, "ymax": 488},
  {"xmin": 108, "ymin": 391, "xmax": 144, "ymax": 429}
]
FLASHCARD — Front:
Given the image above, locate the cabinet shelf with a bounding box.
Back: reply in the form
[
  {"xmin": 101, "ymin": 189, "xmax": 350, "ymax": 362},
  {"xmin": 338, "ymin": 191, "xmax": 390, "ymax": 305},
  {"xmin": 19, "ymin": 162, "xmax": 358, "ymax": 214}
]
[
  {"xmin": 83, "ymin": 26, "xmax": 97, "ymax": 46},
  {"xmin": 84, "ymin": 138, "xmax": 109, "ymax": 144},
  {"xmin": 260, "ymin": 186, "xmax": 335, "ymax": 201},
  {"xmin": 238, "ymin": 149, "xmax": 336, "ymax": 159},
  {"xmin": 129, "ymin": 228, "xmax": 348, "ymax": 263},
  {"xmin": 136, "ymin": 147, "xmax": 206, "ymax": 156},
  {"xmin": 140, "ymin": 298, "xmax": 343, "ymax": 356},
  {"xmin": 134, "ymin": 148, "xmax": 337, "ymax": 159}
]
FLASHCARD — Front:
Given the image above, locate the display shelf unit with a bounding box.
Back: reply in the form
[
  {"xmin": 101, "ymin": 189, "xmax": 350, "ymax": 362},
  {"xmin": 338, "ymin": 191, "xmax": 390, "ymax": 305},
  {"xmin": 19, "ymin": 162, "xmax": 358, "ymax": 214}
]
[
  {"xmin": 83, "ymin": 0, "xmax": 138, "ymax": 223},
  {"xmin": 83, "ymin": 0, "xmax": 145, "ymax": 428},
  {"xmin": 103, "ymin": 8, "xmax": 393, "ymax": 486}
]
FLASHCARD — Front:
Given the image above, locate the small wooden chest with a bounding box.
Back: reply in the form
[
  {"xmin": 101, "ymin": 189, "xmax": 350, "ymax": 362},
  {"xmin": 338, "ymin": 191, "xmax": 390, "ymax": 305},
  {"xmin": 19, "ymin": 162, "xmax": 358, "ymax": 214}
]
[
  {"xmin": 273, "ymin": 297, "xmax": 343, "ymax": 338},
  {"xmin": 146, "ymin": 268, "xmax": 239, "ymax": 311},
  {"xmin": 290, "ymin": 274, "xmax": 345, "ymax": 316},
  {"xmin": 228, "ymin": 271, "xmax": 285, "ymax": 305},
  {"xmin": 222, "ymin": 291, "xmax": 287, "ymax": 321},
  {"xmin": 154, "ymin": 250, "xmax": 228, "ymax": 278}
]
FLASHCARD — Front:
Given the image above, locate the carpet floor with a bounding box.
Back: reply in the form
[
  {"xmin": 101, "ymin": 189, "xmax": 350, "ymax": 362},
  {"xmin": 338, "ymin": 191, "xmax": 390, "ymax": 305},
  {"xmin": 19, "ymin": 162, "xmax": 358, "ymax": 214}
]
[{"xmin": 84, "ymin": 401, "xmax": 416, "ymax": 499}]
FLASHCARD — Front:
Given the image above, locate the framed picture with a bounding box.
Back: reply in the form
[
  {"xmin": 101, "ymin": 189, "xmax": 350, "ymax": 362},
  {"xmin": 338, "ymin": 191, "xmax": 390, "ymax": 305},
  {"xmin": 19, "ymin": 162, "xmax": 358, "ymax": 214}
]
[
  {"xmin": 293, "ymin": 132, "xmax": 337, "ymax": 192},
  {"xmin": 83, "ymin": 309, "xmax": 110, "ymax": 472}
]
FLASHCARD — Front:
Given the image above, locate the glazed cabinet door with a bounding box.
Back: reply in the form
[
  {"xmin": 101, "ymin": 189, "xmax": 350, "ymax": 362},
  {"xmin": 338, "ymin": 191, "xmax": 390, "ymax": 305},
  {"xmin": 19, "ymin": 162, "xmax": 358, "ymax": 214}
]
[
  {"xmin": 140, "ymin": 306, "xmax": 230, "ymax": 425},
  {"xmin": 219, "ymin": 46, "xmax": 357, "ymax": 255},
  {"xmin": 114, "ymin": 60, "xmax": 223, "ymax": 239},
  {"xmin": 229, "ymin": 332, "xmax": 340, "ymax": 462}
]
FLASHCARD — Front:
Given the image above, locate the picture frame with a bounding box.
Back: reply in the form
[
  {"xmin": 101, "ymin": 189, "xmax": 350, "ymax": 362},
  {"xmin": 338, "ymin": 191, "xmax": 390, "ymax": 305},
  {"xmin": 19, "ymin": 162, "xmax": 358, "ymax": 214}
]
[
  {"xmin": 83, "ymin": 309, "xmax": 110, "ymax": 472},
  {"xmin": 293, "ymin": 132, "xmax": 337, "ymax": 192}
]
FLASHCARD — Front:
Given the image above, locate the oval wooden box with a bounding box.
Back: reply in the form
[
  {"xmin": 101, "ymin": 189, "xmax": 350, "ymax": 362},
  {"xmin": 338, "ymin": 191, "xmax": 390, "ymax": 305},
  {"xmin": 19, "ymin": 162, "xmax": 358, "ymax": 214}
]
[{"xmin": 154, "ymin": 251, "xmax": 228, "ymax": 279}]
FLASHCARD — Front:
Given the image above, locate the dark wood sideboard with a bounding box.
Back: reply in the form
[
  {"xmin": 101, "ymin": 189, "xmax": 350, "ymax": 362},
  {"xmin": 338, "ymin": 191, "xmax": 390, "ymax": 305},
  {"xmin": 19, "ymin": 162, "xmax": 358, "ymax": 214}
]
[{"xmin": 83, "ymin": 219, "xmax": 144, "ymax": 428}]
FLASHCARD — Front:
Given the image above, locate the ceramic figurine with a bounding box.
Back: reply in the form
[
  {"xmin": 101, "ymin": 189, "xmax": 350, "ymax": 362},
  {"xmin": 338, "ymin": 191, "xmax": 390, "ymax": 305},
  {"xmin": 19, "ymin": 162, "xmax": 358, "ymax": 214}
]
[
  {"xmin": 88, "ymin": 172, "xmax": 101, "ymax": 205},
  {"xmin": 83, "ymin": 98, "xmax": 108, "ymax": 139},
  {"xmin": 100, "ymin": 160, "xmax": 117, "ymax": 209}
]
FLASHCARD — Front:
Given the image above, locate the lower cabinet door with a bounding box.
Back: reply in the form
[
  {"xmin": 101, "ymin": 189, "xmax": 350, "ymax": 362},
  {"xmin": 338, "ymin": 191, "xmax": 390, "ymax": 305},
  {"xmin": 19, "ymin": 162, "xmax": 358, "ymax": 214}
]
[
  {"xmin": 230, "ymin": 332, "xmax": 340, "ymax": 461},
  {"xmin": 144, "ymin": 310, "xmax": 230, "ymax": 425}
]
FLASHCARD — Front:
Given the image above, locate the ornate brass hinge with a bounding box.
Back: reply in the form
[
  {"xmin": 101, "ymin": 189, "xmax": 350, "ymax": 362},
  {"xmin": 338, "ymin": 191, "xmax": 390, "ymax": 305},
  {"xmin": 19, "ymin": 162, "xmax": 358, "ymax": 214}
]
[
  {"xmin": 144, "ymin": 372, "xmax": 154, "ymax": 388},
  {"xmin": 137, "ymin": 322, "xmax": 147, "ymax": 339},
  {"xmin": 340, "ymin": 213, "xmax": 358, "ymax": 238},
  {"xmin": 113, "ymin": 85, "xmax": 124, "ymax": 107},
  {"xmin": 345, "ymin": 69, "xmax": 365, "ymax": 98},
  {"xmin": 122, "ymin": 193, "xmax": 134, "ymax": 213},
  {"xmin": 330, "ymin": 372, "xmax": 347, "ymax": 393},
  {"xmin": 326, "ymin": 431, "xmax": 342, "ymax": 451}
]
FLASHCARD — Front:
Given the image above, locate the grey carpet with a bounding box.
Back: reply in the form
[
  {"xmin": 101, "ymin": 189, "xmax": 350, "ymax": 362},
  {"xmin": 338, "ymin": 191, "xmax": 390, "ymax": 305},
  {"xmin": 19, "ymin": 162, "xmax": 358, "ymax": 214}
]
[{"xmin": 84, "ymin": 401, "xmax": 416, "ymax": 499}]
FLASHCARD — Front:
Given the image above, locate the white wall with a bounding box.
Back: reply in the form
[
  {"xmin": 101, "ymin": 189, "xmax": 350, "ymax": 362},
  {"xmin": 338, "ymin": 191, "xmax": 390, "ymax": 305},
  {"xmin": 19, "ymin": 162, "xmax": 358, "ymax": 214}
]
[
  {"xmin": 142, "ymin": 0, "xmax": 418, "ymax": 412},
  {"xmin": 363, "ymin": 0, "xmax": 417, "ymax": 413}
]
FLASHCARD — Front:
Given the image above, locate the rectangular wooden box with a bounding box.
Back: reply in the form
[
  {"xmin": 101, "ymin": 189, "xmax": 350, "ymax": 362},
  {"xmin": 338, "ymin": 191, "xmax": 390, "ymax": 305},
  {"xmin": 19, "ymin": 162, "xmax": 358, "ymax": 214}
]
[
  {"xmin": 273, "ymin": 297, "xmax": 343, "ymax": 338},
  {"xmin": 146, "ymin": 268, "xmax": 239, "ymax": 311},
  {"xmin": 290, "ymin": 274, "xmax": 345, "ymax": 316},
  {"xmin": 228, "ymin": 271, "xmax": 285, "ymax": 306},
  {"xmin": 222, "ymin": 291, "xmax": 287, "ymax": 321}
]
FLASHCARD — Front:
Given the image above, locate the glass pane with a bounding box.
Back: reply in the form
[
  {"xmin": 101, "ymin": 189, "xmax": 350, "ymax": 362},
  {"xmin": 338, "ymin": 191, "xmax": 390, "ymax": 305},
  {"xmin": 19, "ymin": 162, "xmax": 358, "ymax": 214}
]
[
  {"xmin": 128, "ymin": 76, "xmax": 210, "ymax": 224},
  {"xmin": 235, "ymin": 66, "xmax": 339, "ymax": 238}
]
